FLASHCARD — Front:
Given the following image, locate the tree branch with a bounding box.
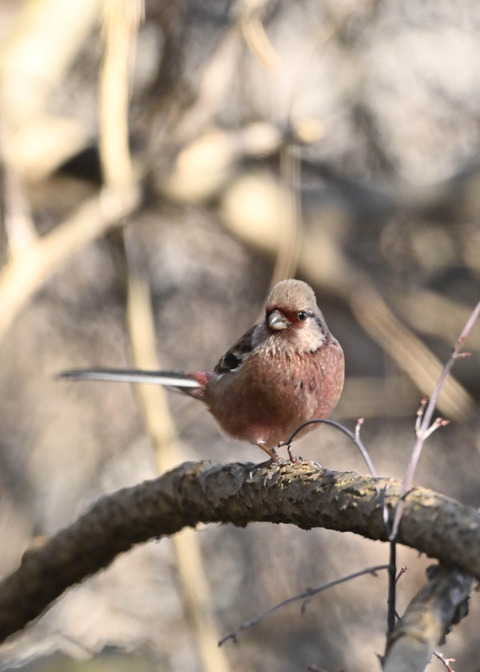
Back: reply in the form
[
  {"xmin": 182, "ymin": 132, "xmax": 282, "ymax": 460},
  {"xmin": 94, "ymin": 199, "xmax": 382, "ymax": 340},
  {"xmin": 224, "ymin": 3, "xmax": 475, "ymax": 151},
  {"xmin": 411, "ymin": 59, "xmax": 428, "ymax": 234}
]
[
  {"xmin": 1, "ymin": 459, "xmax": 480, "ymax": 642},
  {"xmin": 383, "ymin": 565, "xmax": 474, "ymax": 672}
]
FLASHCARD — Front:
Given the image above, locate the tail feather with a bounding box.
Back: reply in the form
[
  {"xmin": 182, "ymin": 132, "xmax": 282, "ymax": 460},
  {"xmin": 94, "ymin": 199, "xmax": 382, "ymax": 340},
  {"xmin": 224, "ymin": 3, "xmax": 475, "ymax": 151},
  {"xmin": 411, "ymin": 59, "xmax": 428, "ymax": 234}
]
[{"xmin": 57, "ymin": 368, "xmax": 201, "ymax": 389}]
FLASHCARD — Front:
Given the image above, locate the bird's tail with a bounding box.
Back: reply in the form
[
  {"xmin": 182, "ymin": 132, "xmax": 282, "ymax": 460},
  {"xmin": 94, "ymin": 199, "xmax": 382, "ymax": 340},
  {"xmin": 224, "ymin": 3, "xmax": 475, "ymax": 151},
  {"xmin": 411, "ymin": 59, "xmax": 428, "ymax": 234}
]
[{"xmin": 57, "ymin": 368, "xmax": 202, "ymax": 394}]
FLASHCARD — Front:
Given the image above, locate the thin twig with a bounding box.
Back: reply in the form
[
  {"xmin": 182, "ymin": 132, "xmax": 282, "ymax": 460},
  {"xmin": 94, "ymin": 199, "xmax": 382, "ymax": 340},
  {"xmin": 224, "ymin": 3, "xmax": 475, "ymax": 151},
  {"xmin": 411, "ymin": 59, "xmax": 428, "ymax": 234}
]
[
  {"xmin": 390, "ymin": 299, "xmax": 480, "ymax": 540},
  {"xmin": 433, "ymin": 651, "xmax": 456, "ymax": 672},
  {"xmin": 287, "ymin": 418, "xmax": 390, "ymax": 532},
  {"xmin": 288, "ymin": 418, "xmax": 377, "ymax": 479},
  {"xmin": 387, "ymin": 541, "xmax": 397, "ymax": 635},
  {"xmin": 219, "ymin": 564, "xmax": 391, "ymax": 646}
]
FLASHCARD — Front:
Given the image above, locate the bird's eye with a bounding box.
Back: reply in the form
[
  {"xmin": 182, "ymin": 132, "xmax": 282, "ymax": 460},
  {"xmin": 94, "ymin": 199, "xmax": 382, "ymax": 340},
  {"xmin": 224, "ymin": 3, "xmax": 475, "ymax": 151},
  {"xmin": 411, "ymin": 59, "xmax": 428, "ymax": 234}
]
[{"xmin": 297, "ymin": 311, "xmax": 308, "ymax": 321}]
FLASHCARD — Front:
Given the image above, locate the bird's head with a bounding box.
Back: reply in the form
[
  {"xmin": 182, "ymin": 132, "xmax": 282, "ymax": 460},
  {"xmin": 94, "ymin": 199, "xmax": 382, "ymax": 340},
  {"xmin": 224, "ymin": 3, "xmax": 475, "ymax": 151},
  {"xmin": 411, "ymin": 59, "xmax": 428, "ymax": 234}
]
[{"xmin": 264, "ymin": 279, "xmax": 328, "ymax": 351}]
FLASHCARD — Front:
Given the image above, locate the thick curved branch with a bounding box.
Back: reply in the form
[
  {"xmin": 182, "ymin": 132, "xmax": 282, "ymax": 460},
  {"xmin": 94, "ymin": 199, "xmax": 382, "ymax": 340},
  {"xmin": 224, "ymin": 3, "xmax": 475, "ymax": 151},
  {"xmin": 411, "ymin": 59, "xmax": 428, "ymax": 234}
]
[{"xmin": 1, "ymin": 459, "xmax": 480, "ymax": 642}]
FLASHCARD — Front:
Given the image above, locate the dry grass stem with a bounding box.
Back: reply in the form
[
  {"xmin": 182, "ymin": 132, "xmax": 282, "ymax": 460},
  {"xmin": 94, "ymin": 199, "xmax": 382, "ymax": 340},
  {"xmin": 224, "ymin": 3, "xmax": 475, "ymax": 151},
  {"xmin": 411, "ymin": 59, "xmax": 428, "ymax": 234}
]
[
  {"xmin": 351, "ymin": 286, "xmax": 475, "ymax": 422},
  {"xmin": 0, "ymin": 186, "xmax": 139, "ymax": 342}
]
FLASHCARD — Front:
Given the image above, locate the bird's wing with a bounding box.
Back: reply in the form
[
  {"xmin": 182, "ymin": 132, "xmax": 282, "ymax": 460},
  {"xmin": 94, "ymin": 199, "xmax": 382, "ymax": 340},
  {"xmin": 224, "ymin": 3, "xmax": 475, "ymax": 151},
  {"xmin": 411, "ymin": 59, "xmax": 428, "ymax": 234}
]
[
  {"xmin": 57, "ymin": 368, "xmax": 201, "ymax": 389},
  {"xmin": 213, "ymin": 324, "xmax": 258, "ymax": 374}
]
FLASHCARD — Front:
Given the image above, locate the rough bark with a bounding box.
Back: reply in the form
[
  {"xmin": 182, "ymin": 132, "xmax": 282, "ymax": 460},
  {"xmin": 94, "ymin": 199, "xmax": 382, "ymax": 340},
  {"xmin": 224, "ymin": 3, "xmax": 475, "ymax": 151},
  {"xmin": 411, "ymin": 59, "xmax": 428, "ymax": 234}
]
[
  {"xmin": 383, "ymin": 566, "xmax": 474, "ymax": 672},
  {"xmin": 0, "ymin": 459, "xmax": 479, "ymax": 642}
]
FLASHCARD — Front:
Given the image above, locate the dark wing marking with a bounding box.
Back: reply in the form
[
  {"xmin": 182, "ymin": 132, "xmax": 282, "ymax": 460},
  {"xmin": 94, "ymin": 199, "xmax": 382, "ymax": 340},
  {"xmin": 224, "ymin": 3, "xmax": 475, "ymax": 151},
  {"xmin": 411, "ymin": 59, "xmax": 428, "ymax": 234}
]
[{"xmin": 214, "ymin": 325, "xmax": 257, "ymax": 374}]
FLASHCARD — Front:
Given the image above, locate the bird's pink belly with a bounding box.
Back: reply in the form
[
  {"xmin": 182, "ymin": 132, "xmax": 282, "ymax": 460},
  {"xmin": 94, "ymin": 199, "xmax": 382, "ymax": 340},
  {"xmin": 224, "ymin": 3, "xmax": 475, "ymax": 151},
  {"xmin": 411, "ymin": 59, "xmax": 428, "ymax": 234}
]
[
  {"xmin": 209, "ymin": 386, "xmax": 323, "ymax": 448},
  {"xmin": 205, "ymin": 345, "xmax": 344, "ymax": 449}
]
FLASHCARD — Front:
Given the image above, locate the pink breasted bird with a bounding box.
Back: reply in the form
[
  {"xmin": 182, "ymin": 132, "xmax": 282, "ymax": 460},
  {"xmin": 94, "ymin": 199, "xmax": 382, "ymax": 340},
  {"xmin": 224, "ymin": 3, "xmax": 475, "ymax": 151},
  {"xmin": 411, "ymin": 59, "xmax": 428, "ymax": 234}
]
[{"xmin": 59, "ymin": 279, "xmax": 345, "ymax": 461}]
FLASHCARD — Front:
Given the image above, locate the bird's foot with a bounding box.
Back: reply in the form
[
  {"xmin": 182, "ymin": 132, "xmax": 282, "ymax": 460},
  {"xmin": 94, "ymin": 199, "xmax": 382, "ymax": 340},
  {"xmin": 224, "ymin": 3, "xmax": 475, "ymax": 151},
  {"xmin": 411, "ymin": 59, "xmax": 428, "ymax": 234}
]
[
  {"xmin": 277, "ymin": 441, "xmax": 302, "ymax": 464},
  {"xmin": 255, "ymin": 442, "xmax": 290, "ymax": 467},
  {"xmin": 256, "ymin": 455, "xmax": 289, "ymax": 468}
]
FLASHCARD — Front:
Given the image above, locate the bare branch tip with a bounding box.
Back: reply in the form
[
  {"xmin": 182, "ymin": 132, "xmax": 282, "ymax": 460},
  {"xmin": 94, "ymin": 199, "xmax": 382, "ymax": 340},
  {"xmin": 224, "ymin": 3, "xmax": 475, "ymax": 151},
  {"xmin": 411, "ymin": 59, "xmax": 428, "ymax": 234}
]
[
  {"xmin": 415, "ymin": 397, "xmax": 428, "ymax": 431},
  {"xmin": 434, "ymin": 650, "xmax": 456, "ymax": 672},
  {"xmin": 354, "ymin": 417, "xmax": 365, "ymax": 439},
  {"xmin": 301, "ymin": 598, "xmax": 311, "ymax": 615},
  {"xmin": 417, "ymin": 397, "xmax": 429, "ymax": 415},
  {"xmin": 218, "ymin": 632, "xmax": 237, "ymax": 647}
]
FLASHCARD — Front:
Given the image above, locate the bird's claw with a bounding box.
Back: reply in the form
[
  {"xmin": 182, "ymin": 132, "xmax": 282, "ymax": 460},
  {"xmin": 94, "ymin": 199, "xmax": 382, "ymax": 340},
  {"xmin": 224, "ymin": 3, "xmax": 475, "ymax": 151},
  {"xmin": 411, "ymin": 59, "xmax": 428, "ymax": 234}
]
[
  {"xmin": 256, "ymin": 455, "xmax": 288, "ymax": 468},
  {"xmin": 280, "ymin": 441, "xmax": 300, "ymax": 463},
  {"xmin": 272, "ymin": 440, "xmax": 304, "ymax": 464}
]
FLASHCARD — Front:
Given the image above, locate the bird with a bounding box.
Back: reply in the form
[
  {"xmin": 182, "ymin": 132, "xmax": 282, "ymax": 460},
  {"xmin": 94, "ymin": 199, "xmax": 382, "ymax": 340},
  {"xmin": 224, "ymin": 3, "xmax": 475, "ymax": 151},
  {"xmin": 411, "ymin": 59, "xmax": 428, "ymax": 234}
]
[{"xmin": 59, "ymin": 279, "xmax": 345, "ymax": 462}]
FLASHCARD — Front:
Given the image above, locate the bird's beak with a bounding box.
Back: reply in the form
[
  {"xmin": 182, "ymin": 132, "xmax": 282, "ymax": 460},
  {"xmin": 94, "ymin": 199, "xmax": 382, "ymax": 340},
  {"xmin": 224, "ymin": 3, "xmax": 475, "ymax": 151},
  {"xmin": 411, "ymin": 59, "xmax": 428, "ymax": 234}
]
[{"xmin": 268, "ymin": 309, "xmax": 290, "ymax": 331}]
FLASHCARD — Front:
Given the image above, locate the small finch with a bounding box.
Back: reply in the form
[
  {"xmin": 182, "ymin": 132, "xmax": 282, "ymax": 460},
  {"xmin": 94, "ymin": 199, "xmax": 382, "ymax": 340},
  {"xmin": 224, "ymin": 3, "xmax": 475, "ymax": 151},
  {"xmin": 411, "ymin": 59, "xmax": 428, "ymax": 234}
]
[{"xmin": 59, "ymin": 279, "xmax": 345, "ymax": 461}]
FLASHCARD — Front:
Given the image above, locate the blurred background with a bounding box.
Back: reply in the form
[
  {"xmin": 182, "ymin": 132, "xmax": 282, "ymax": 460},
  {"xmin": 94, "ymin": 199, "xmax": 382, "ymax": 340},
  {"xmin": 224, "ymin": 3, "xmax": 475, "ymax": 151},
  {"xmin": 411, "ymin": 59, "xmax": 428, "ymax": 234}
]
[{"xmin": 0, "ymin": 0, "xmax": 479, "ymax": 670}]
